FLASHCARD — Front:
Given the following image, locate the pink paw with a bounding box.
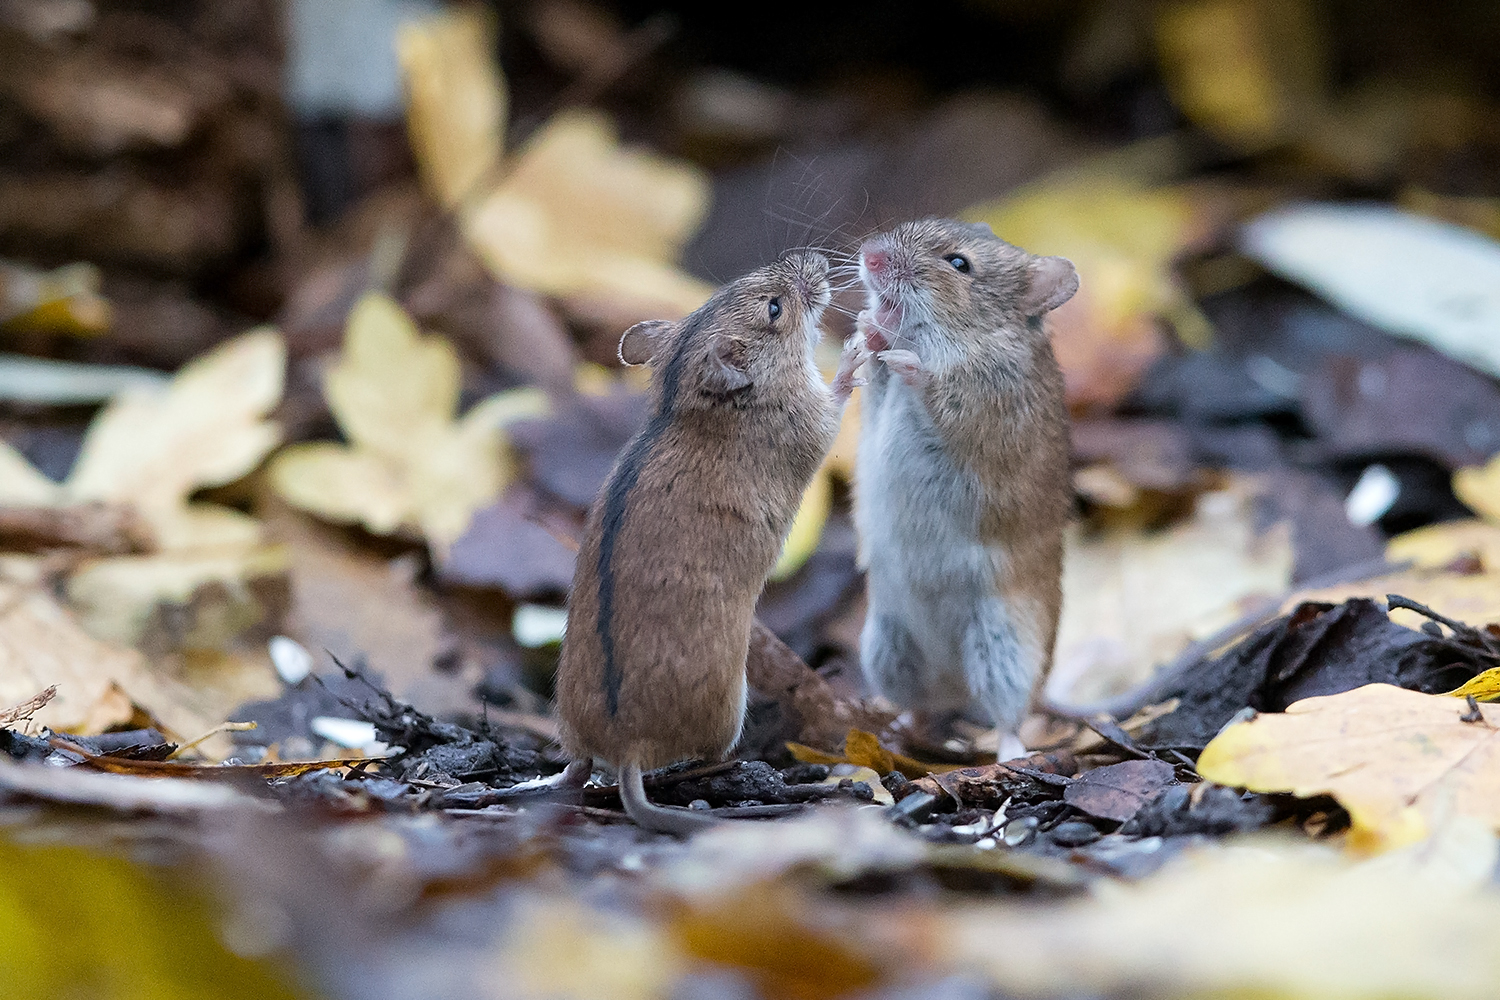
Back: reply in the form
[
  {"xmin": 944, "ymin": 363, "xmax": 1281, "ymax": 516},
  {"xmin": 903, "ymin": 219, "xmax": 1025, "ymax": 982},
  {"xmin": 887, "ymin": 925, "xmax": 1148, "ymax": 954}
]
[
  {"xmin": 856, "ymin": 309, "xmax": 892, "ymax": 354},
  {"xmin": 832, "ymin": 336, "xmax": 871, "ymax": 400},
  {"xmin": 877, "ymin": 348, "xmax": 927, "ymax": 387}
]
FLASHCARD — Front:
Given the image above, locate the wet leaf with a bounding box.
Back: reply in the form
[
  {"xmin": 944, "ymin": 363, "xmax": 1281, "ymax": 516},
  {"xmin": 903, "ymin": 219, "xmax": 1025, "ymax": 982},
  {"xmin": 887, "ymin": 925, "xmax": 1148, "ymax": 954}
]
[
  {"xmin": 1063, "ymin": 758, "xmax": 1177, "ymax": 823},
  {"xmin": 1198, "ymin": 683, "xmax": 1500, "ymax": 850},
  {"xmin": 269, "ymin": 293, "xmax": 547, "ymax": 551}
]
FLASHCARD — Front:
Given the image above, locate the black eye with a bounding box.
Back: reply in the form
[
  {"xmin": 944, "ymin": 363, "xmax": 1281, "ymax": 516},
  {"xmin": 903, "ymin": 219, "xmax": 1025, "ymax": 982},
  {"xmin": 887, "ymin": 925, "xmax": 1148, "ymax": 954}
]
[
  {"xmin": 945, "ymin": 254, "xmax": 971, "ymax": 273},
  {"xmin": 767, "ymin": 297, "xmax": 781, "ymax": 320}
]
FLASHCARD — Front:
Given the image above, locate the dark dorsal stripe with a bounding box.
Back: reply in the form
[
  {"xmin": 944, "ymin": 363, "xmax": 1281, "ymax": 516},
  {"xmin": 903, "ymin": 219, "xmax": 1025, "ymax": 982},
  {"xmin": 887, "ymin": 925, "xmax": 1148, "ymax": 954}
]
[{"xmin": 595, "ymin": 306, "xmax": 711, "ymax": 715}]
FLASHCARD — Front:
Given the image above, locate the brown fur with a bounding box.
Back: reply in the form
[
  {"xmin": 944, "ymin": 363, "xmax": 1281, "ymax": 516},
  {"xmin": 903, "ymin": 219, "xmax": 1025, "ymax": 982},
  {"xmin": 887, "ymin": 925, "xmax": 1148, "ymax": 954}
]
[
  {"xmin": 855, "ymin": 218, "xmax": 1074, "ymax": 731},
  {"xmin": 557, "ymin": 253, "xmax": 839, "ymax": 772}
]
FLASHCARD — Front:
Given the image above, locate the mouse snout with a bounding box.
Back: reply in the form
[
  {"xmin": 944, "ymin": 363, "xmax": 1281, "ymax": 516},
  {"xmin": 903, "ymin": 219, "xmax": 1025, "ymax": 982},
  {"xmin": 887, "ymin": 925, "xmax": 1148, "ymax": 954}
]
[
  {"xmin": 862, "ymin": 246, "xmax": 891, "ymax": 277},
  {"xmin": 859, "ymin": 241, "xmax": 907, "ymax": 288},
  {"xmin": 787, "ymin": 251, "xmax": 830, "ymax": 303}
]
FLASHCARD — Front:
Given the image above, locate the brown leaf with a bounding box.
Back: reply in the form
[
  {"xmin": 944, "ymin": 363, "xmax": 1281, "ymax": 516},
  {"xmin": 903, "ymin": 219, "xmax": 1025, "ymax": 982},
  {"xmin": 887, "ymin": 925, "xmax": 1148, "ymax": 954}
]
[
  {"xmin": 1063, "ymin": 758, "xmax": 1177, "ymax": 822},
  {"xmin": 746, "ymin": 621, "xmax": 896, "ymax": 753},
  {"xmin": 0, "ymin": 685, "xmax": 56, "ymax": 726}
]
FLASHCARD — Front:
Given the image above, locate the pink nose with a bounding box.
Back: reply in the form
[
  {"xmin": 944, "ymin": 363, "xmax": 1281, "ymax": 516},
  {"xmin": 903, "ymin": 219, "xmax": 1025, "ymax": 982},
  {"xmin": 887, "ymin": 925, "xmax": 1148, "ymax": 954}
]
[{"xmin": 862, "ymin": 247, "xmax": 890, "ymax": 275}]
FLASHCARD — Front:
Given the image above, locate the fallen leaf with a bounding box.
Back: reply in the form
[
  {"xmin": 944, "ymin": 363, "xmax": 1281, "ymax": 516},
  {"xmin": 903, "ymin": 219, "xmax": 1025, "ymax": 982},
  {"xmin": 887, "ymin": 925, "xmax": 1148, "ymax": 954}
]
[
  {"xmin": 1063, "ymin": 758, "xmax": 1177, "ymax": 823},
  {"xmin": 967, "ymin": 166, "xmax": 1216, "ymax": 412},
  {"xmin": 1241, "ymin": 203, "xmax": 1500, "ymax": 381},
  {"xmin": 438, "ymin": 488, "xmax": 578, "ymax": 597},
  {"xmin": 0, "ymin": 834, "xmax": 301, "ymax": 999},
  {"xmin": 1199, "ymin": 683, "xmax": 1500, "ymax": 850},
  {"xmin": 0, "ymin": 580, "xmax": 274, "ymax": 740},
  {"xmin": 941, "ymin": 831, "xmax": 1500, "ymax": 998},
  {"xmin": 1050, "ymin": 476, "xmax": 1293, "ymax": 705},
  {"xmin": 463, "ymin": 109, "xmax": 714, "ymax": 319},
  {"xmin": 395, "ymin": 7, "xmax": 505, "ymax": 208},
  {"xmin": 1387, "ymin": 519, "xmax": 1500, "ymax": 572},
  {"xmin": 269, "ymin": 293, "xmax": 547, "ymax": 551},
  {"xmin": 1288, "ymin": 568, "xmax": 1500, "ymax": 634},
  {"xmin": 1445, "ymin": 670, "xmax": 1500, "ymax": 702},
  {"xmin": 0, "ymin": 259, "xmax": 110, "ymax": 335},
  {"xmin": 1154, "ymin": 0, "xmax": 1325, "ymax": 153},
  {"xmin": 788, "ymin": 729, "xmax": 958, "ymax": 780},
  {"xmin": 1453, "ymin": 452, "xmax": 1500, "ymax": 525}
]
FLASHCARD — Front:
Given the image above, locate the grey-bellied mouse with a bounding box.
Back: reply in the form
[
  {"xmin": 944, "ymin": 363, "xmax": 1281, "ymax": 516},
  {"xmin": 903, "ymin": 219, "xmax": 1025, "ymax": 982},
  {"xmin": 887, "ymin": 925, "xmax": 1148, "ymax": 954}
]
[
  {"xmin": 555, "ymin": 251, "xmax": 862, "ymax": 834},
  {"xmin": 851, "ymin": 218, "xmax": 1077, "ymax": 760}
]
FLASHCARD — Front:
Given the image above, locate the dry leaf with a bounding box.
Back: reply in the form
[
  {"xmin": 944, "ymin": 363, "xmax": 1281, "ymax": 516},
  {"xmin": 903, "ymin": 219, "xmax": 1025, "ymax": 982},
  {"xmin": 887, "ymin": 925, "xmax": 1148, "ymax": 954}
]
[
  {"xmin": 1454, "ymin": 452, "xmax": 1500, "ymax": 524},
  {"xmin": 463, "ymin": 109, "xmax": 714, "ymax": 319},
  {"xmin": 0, "ymin": 330, "xmax": 289, "ymax": 650},
  {"xmin": 1198, "ymin": 683, "xmax": 1500, "ymax": 850},
  {"xmin": 269, "ymin": 293, "xmax": 547, "ymax": 551},
  {"xmin": 1445, "ymin": 670, "xmax": 1500, "ymax": 702},
  {"xmin": 396, "ymin": 7, "xmax": 506, "ymax": 208},
  {"xmin": 788, "ymin": 729, "xmax": 958, "ymax": 780},
  {"xmin": 1388, "ymin": 519, "xmax": 1500, "ymax": 572},
  {"xmin": 1287, "ymin": 568, "xmax": 1500, "ymax": 635},
  {"xmin": 1050, "ymin": 477, "xmax": 1293, "ymax": 704},
  {"xmin": 942, "ymin": 831, "xmax": 1500, "ymax": 999},
  {"xmin": 1154, "ymin": 0, "xmax": 1325, "ymax": 152},
  {"xmin": 0, "ymin": 580, "xmax": 275, "ymax": 740},
  {"xmin": 966, "ymin": 169, "xmax": 1213, "ymax": 412}
]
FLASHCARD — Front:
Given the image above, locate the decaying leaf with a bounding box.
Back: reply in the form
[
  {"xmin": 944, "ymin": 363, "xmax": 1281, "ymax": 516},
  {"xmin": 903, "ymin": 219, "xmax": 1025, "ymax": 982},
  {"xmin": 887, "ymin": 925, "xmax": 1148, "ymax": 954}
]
[
  {"xmin": 788, "ymin": 729, "xmax": 958, "ymax": 780},
  {"xmin": 1198, "ymin": 683, "xmax": 1500, "ymax": 850},
  {"xmin": 270, "ymin": 293, "xmax": 547, "ymax": 551},
  {"xmin": 966, "ymin": 166, "xmax": 1215, "ymax": 412},
  {"xmin": 396, "ymin": 7, "xmax": 506, "ymax": 208}
]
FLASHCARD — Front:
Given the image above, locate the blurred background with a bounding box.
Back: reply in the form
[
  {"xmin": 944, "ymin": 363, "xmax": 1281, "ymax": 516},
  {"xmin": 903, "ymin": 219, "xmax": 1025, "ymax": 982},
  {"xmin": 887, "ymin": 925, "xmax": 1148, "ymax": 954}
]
[{"xmin": 3, "ymin": 0, "xmax": 1500, "ymax": 734}]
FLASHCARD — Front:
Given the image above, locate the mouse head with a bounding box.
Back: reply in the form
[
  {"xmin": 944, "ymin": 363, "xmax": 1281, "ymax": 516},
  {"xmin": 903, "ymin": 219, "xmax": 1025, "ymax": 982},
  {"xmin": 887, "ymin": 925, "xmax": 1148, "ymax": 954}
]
[
  {"xmin": 859, "ymin": 218, "xmax": 1077, "ymax": 351},
  {"xmin": 617, "ymin": 251, "xmax": 830, "ymax": 408}
]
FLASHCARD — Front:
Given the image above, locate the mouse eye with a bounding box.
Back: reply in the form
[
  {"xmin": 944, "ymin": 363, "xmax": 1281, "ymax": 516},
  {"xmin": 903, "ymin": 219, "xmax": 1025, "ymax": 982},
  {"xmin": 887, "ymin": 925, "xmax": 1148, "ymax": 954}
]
[
  {"xmin": 767, "ymin": 297, "xmax": 782, "ymax": 320},
  {"xmin": 944, "ymin": 254, "xmax": 971, "ymax": 273}
]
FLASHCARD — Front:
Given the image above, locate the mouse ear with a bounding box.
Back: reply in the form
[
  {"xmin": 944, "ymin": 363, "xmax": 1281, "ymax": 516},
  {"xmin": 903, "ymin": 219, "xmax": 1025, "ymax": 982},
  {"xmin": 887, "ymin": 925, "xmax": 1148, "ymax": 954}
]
[
  {"xmin": 968, "ymin": 220, "xmax": 996, "ymax": 238},
  {"xmin": 1021, "ymin": 255, "xmax": 1079, "ymax": 315},
  {"xmin": 703, "ymin": 334, "xmax": 751, "ymax": 394},
  {"xmin": 618, "ymin": 320, "xmax": 674, "ymax": 366}
]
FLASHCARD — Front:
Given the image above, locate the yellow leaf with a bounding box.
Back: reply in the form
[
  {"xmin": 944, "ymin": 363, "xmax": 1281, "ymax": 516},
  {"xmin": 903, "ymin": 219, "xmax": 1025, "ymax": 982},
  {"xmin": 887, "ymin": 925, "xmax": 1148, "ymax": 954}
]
[
  {"xmin": 463, "ymin": 109, "xmax": 714, "ymax": 318},
  {"xmin": 1454, "ymin": 452, "xmax": 1500, "ymax": 525},
  {"xmin": 1198, "ymin": 683, "xmax": 1500, "ymax": 851},
  {"xmin": 1286, "ymin": 567, "xmax": 1500, "ymax": 634},
  {"xmin": 396, "ymin": 7, "xmax": 506, "ymax": 208},
  {"xmin": 1446, "ymin": 670, "xmax": 1500, "ymax": 702},
  {"xmin": 966, "ymin": 169, "xmax": 1211, "ymax": 411},
  {"xmin": 770, "ymin": 469, "xmax": 831, "ymax": 581},
  {"xmin": 0, "ymin": 260, "xmax": 110, "ymax": 336},
  {"xmin": 1388, "ymin": 518, "xmax": 1500, "ymax": 571},
  {"xmin": 65, "ymin": 327, "xmax": 285, "ymax": 535},
  {"xmin": 1154, "ymin": 0, "xmax": 1325, "ymax": 152},
  {"xmin": 788, "ymin": 729, "xmax": 960, "ymax": 780},
  {"xmin": 0, "ymin": 836, "xmax": 304, "ymax": 999},
  {"xmin": 268, "ymin": 292, "xmax": 548, "ymax": 549}
]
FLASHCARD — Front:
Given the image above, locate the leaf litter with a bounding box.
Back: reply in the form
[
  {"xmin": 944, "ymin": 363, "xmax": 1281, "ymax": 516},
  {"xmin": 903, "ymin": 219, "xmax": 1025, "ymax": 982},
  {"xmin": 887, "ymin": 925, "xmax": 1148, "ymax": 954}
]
[{"xmin": 4, "ymin": 2, "xmax": 1500, "ymax": 998}]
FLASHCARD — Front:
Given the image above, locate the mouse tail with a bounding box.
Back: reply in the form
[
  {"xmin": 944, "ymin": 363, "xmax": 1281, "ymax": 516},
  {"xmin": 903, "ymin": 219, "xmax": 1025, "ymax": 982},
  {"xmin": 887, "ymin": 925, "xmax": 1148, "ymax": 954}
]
[{"xmin": 619, "ymin": 763, "xmax": 719, "ymax": 835}]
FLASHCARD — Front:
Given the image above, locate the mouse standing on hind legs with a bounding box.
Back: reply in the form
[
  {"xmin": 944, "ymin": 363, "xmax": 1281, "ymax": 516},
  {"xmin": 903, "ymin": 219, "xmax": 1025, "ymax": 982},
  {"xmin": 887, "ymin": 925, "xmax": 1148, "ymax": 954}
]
[
  {"xmin": 852, "ymin": 218, "xmax": 1077, "ymax": 761},
  {"xmin": 555, "ymin": 251, "xmax": 861, "ymax": 835}
]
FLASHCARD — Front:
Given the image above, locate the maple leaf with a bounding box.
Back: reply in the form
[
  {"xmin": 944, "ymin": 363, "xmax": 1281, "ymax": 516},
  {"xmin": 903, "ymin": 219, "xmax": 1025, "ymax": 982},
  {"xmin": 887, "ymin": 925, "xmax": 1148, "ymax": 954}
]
[
  {"xmin": 268, "ymin": 292, "xmax": 547, "ymax": 552},
  {"xmin": 1197, "ymin": 682, "xmax": 1500, "ymax": 851}
]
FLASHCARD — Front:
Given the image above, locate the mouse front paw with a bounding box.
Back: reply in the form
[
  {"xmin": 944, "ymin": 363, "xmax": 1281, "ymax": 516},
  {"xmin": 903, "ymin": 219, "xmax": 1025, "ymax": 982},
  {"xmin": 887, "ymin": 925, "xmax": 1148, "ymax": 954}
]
[
  {"xmin": 876, "ymin": 349, "xmax": 928, "ymax": 387},
  {"xmin": 832, "ymin": 335, "xmax": 872, "ymax": 400},
  {"xmin": 856, "ymin": 310, "xmax": 892, "ymax": 354}
]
